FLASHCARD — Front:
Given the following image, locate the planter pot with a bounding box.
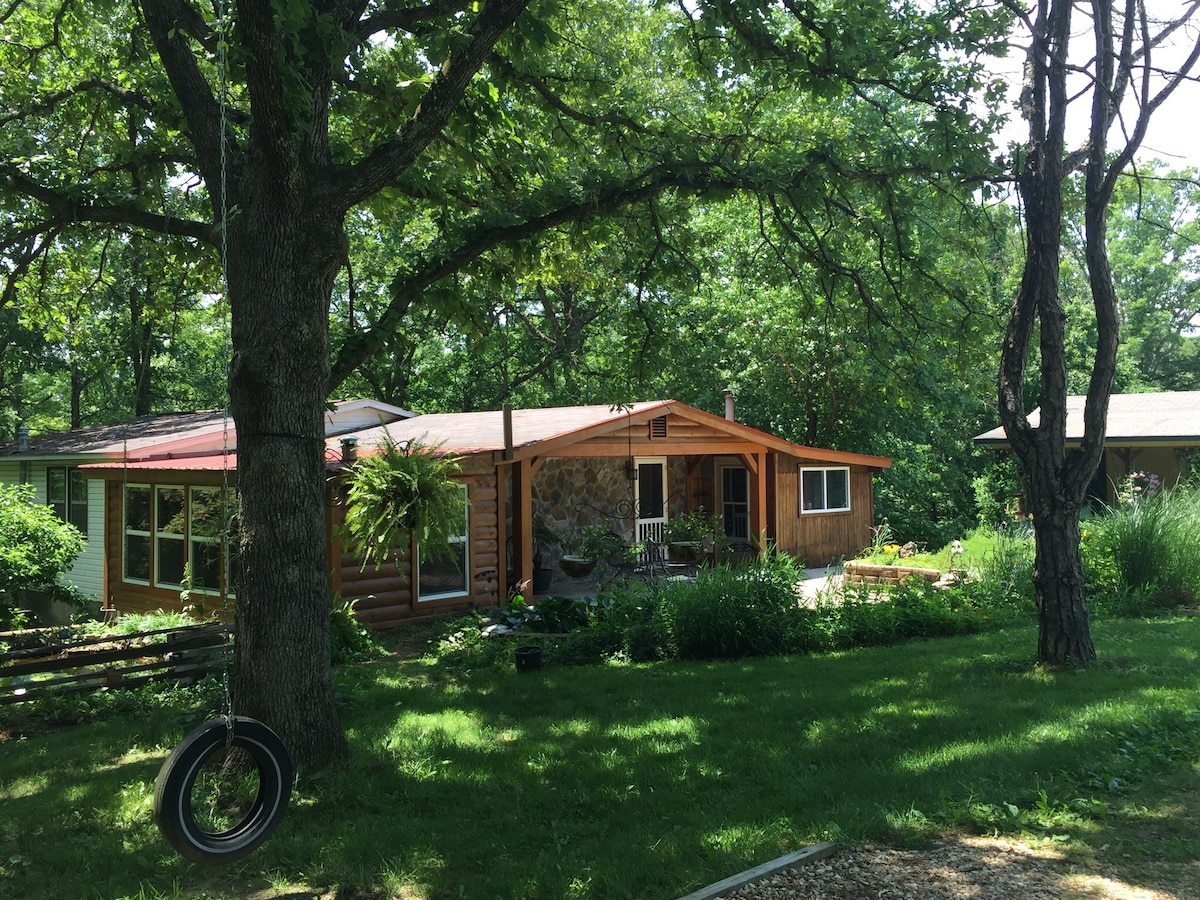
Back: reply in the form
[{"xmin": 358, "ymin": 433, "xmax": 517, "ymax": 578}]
[
  {"xmin": 532, "ymin": 567, "xmax": 554, "ymax": 593},
  {"xmin": 559, "ymin": 556, "xmax": 597, "ymax": 578},
  {"xmin": 668, "ymin": 541, "xmax": 703, "ymax": 563},
  {"xmin": 515, "ymin": 645, "xmax": 543, "ymax": 673}
]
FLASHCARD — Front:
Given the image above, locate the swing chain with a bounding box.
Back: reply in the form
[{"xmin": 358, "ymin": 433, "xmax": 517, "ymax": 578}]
[{"xmin": 222, "ymin": 671, "xmax": 234, "ymax": 746}]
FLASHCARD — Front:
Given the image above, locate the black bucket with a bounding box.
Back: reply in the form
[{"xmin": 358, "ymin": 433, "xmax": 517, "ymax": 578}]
[{"xmin": 515, "ymin": 645, "xmax": 543, "ymax": 673}]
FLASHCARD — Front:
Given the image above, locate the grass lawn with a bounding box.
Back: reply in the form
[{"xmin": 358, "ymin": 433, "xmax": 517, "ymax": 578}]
[
  {"xmin": 2, "ymin": 617, "xmax": 1199, "ymax": 899},
  {"xmin": 852, "ymin": 528, "xmax": 1004, "ymax": 572}
]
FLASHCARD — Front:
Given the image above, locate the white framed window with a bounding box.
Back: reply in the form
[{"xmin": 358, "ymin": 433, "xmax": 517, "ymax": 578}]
[
  {"xmin": 800, "ymin": 467, "xmax": 850, "ymax": 514},
  {"xmin": 47, "ymin": 466, "xmax": 89, "ymax": 534},
  {"xmin": 155, "ymin": 486, "xmax": 187, "ymax": 587},
  {"xmin": 417, "ymin": 484, "xmax": 470, "ymax": 601},
  {"xmin": 189, "ymin": 487, "xmax": 234, "ymax": 595},
  {"xmin": 122, "ymin": 483, "xmax": 237, "ymax": 593},
  {"xmin": 124, "ymin": 485, "xmax": 153, "ymax": 584}
]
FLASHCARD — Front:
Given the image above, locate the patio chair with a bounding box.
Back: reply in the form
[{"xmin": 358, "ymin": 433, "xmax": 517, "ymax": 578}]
[{"xmin": 714, "ymin": 536, "xmax": 760, "ymax": 568}]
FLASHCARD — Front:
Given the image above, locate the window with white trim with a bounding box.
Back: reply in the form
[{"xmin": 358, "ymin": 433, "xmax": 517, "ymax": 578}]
[
  {"xmin": 124, "ymin": 485, "xmax": 153, "ymax": 584},
  {"xmin": 47, "ymin": 466, "xmax": 89, "ymax": 534},
  {"xmin": 156, "ymin": 486, "xmax": 187, "ymax": 587},
  {"xmin": 189, "ymin": 487, "xmax": 225, "ymax": 593},
  {"xmin": 417, "ymin": 484, "xmax": 469, "ymax": 601},
  {"xmin": 122, "ymin": 483, "xmax": 237, "ymax": 593},
  {"xmin": 800, "ymin": 467, "xmax": 850, "ymax": 513}
]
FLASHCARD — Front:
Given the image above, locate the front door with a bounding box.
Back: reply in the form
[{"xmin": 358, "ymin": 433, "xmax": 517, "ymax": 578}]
[
  {"xmin": 720, "ymin": 465, "xmax": 750, "ymax": 538},
  {"xmin": 634, "ymin": 457, "xmax": 668, "ymax": 545}
]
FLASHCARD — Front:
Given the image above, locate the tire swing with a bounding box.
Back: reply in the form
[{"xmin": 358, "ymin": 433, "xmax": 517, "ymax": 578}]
[
  {"xmin": 154, "ymin": 716, "xmax": 293, "ymax": 864},
  {"xmin": 152, "ymin": 0, "xmax": 292, "ymax": 863}
]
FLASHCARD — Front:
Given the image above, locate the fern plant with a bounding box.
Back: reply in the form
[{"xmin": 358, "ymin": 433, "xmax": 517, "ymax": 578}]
[{"xmin": 342, "ymin": 439, "xmax": 465, "ymax": 569}]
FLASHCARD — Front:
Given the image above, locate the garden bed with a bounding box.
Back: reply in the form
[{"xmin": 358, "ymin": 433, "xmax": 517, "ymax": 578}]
[{"xmin": 842, "ymin": 561, "xmax": 943, "ymax": 586}]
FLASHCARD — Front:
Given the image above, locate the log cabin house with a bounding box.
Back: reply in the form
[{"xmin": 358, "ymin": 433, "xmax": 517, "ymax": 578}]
[{"xmin": 2, "ymin": 399, "xmax": 890, "ymax": 628}]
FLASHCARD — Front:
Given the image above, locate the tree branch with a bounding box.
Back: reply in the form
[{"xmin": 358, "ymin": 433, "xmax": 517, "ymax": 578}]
[
  {"xmin": 0, "ymin": 166, "xmax": 216, "ymax": 244},
  {"xmin": 331, "ymin": 160, "xmax": 749, "ymax": 386},
  {"xmin": 334, "ymin": 0, "xmax": 533, "ymax": 208},
  {"xmin": 137, "ymin": 0, "xmax": 228, "ymax": 192},
  {"xmin": 355, "ymin": 0, "xmax": 470, "ymax": 38},
  {"xmin": 0, "ymin": 76, "xmax": 156, "ymax": 128}
]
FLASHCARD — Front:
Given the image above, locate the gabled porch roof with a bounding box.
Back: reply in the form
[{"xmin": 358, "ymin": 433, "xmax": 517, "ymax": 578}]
[{"xmin": 332, "ymin": 400, "xmax": 891, "ymax": 469}]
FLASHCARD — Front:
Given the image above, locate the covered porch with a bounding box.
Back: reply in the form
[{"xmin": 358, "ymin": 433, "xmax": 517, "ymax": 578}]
[{"xmin": 499, "ymin": 404, "xmax": 775, "ymax": 600}]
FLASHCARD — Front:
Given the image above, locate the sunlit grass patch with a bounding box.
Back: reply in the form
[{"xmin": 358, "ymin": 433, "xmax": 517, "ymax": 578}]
[{"xmin": 4, "ymin": 617, "xmax": 1200, "ymax": 899}]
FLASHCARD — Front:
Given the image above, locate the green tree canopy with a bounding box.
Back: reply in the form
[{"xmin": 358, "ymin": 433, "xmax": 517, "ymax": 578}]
[{"xmin": 2, "ymin": 0, "xmax": 1010, "ymax": 769}]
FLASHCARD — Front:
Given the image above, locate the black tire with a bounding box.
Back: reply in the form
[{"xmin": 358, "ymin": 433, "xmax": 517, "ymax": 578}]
[{"xmin": 154, "ymin": 716, "xmax": 293, "ymax": 864}]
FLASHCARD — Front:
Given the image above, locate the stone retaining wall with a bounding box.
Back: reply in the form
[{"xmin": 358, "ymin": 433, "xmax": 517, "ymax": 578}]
[{"xmin": 841, "ymin": 561, "xmax": 943, "ymax": 586}]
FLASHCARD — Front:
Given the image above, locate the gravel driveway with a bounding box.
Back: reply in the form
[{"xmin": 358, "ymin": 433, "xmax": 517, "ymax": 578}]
[{"xmin": 713, "ymin": 836, "xmax": 1190, "ymax": 900}]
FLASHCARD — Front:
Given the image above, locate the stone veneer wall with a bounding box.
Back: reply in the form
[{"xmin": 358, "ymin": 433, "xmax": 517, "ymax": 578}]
[
  {"xmin": 531, "ymin": 457, "xmax": 690, "ymax": 584},
  {"xmin": 533, "ymin": 457, "xmax": 636, "ymax": 557}
]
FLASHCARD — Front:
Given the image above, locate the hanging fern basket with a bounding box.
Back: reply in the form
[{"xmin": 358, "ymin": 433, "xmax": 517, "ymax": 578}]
[{"xmin": 341, "ymin": 439, "xmax": 466, "ymax": 569}]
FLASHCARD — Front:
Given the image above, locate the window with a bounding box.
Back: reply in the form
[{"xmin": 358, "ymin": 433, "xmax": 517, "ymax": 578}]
[
  {"xmin": 189, "ymin": 488, "xmax": 225, "ymax": 593},
  {"xmin": 124, "ymin": 485, "xmax": 153, "ymax": 583},
  {"xmin": 800, "ymin": 467, "xmax": 850, "ymax": 513},
  {"xmin": 417, "ymin": 484, "xmax": 469, "ymax": 601},
  {"xmin": 47, "ymin": 466, "xmax": 89, "ymax": 534},
  {"xmin": 123, "ymin": 483, "xmax": 237, "ymax": 593}
]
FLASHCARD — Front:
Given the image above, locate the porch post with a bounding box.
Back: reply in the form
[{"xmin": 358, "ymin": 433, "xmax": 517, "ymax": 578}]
[
  {"xmin": 513, "ymin": 458, "xmax": 534, "ymax": 594},
  {"xmin": 754, "ymin": 450, "xmax": 768, "ymax": 553},
  {"xmin": 496, "ymin": 462, "xmax": 509, "ymax": 601}
]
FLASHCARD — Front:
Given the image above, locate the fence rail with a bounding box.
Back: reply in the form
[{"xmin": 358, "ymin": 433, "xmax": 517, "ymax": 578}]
[{"xmin": 0, "ymin": 622, "xmax": 231, "ymax": 705}]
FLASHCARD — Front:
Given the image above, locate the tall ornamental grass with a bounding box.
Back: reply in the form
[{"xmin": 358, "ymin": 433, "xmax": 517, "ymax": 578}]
[{"xmin": 1085, "ymin": 484, "xmax": 1200, "ymax": 614}]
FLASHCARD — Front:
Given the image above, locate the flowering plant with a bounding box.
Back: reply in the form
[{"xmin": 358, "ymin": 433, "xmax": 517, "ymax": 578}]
[{"xmin": 1116, "ymin": 470, "xmax": 1160, "ymax": 505}]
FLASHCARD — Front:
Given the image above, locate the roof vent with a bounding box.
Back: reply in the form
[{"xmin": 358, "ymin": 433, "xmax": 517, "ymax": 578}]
[{"xmin": 649, "ymin": 416, "xmax": 668, "ymax": 439}]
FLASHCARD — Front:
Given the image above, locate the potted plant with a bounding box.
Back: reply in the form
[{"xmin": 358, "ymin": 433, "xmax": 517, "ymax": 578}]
[
  {"xmin": 560, "ymin": 523, "xmax": 625, "ymax": 578},
  {"xmin": 341, "ymin": 438, "xmax": 465, "ymax": 569},
  {"xmin": 662, "ymin": 507, "xmax": 721, "ymax": 563}
]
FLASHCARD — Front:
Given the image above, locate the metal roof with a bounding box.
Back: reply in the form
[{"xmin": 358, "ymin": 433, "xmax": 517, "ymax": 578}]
[
  {"xmin": 3, "ymin": 399, "xmax": 414, "ymax": 462},
  {"xmin": 63, "ymin": 400, "xmax": 890, "ymax": 474},
  {"xmin": 974, "ymin": 391, "xmax": 1200, "ymax": 446},
  {"xmin": 0, "ymin": 410, "xmax": 228, "ymax": 459},
  {"xmin": 332, "ymin": 400, "xmax": 892, "ymax": 468}
]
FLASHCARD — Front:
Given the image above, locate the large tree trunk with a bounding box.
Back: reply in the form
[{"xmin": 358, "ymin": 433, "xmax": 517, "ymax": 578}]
[
  {"xmin": 997, "ymin": 0, "xmax": 1103, "ymax": 666},
  {"xmin": 225, "ymin": 178, "xmax": 349, "ymax": 772},
  {"xmin": 1025, "ymin": 454, "xmax": 1096, "ymax": 663}
]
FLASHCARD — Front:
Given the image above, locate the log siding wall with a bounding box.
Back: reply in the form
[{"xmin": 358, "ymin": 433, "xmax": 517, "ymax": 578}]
[{"xmin": 336, "ymin": 470, "xmax": 501, "ymax": 629}]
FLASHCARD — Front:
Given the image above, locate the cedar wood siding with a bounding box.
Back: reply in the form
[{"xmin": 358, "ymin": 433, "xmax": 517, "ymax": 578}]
[
  {"xmin": 772, "ymin": 456, "xmax": 876, "ymax": 565},
  {"xmin": 334, "ymin": 468, "xmax": 502, "ymax": 628},
  {"xmin": 100, "ymin": 475, "xmax": 239, "ymax": 618},
  {"xmin": 100, "ymin": 468, "xmax": 502, "ymax": 626}
]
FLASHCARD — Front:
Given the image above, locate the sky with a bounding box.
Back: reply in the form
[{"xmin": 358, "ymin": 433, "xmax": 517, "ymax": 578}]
[{"xmin": 988, "ymin": 2, "xmax": 1200, "ymax": 170}]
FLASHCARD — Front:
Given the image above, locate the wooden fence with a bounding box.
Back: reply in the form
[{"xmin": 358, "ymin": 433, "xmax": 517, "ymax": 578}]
[{"xmin": 0, "ymin": 622, "xmax": 231, "ymax": 705}]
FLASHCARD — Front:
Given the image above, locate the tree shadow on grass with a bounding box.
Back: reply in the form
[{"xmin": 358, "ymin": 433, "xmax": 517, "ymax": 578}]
[{"xmin": 1, "ymin": 619, "xmax": 1198, "ymax": 899}]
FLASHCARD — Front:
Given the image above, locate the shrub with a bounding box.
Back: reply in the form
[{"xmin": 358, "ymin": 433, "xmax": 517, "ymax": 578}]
[
  {"xmin": 958, "ymin": 523, "xmax": 1037, "ymax": 621},
  {"xmin": 0, "ymin": 483, "xmax": 86, "ymax": 629},
  {"xmin": 665, "ymin": 554, "xmax": 804, "ymax": 659},
  {"xmin": 1085, "ymin": 485, "xmax": 1200, "ymax": 614},
  {"xmin": 330, "ymin": 596, "xmax": 386, "ymax": 665},
  {"xmin": 433, "ymin": 611, "xmax": 513, "ymax": 671}
]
